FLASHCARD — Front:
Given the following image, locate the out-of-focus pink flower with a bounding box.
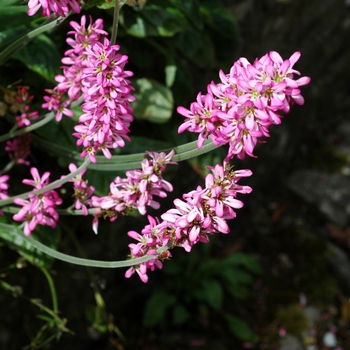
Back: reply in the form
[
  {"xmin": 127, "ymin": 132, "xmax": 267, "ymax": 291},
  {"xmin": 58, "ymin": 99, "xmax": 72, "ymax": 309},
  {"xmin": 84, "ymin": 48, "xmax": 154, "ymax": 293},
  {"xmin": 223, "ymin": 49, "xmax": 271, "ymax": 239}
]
[
  {"xmin": 27, "ymin": 0, "xmax": 81, "ymax": 17},
  {"xmin": 5, "ymin": 133, "xmax": 32, "ymax": 166},
  {"xmin": 0, "ymin": 174, "xmax": 9, "ymax": 215},
  {"xmin": 0, "ymin": 175, "xmax": 9, "ymax": 200}
]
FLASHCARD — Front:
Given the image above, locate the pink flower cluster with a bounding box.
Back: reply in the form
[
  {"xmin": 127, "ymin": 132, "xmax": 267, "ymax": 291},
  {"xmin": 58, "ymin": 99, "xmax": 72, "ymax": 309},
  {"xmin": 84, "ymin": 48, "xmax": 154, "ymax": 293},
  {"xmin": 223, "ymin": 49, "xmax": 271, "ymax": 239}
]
[
  {"xmin": 43, "ymin": 16, "xmax": 135, "ymax": 162},
  {"xmin": 27, "ymin": 0, "xmax": 81, "ymax": 17},
  {"xmin": 125, "ymin": 162, "xmax": 252, "ymax": 282},
  {"xmin": 13, "ymin": 168, "xmax": 62, "ymax": 236},
  {"xmin": 66, "ymin": 163, "xmax": 95, "ymax": 216},
  {"xmin": 178, "ymin": 51, "xmax": 310, "ymax": 160},
  {"xmin": 91, "ymin": 150, "xmax": 177, "ymax": 234}
]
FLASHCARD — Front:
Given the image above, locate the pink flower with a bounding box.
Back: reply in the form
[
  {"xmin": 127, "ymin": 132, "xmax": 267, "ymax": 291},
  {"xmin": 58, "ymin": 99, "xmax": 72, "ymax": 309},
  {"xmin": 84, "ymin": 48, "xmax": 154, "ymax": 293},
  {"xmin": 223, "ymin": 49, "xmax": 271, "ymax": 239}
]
[
  {"xmin": 91, "ymin": 150, "xmax": 177, "ymax": 233},
  {"xmin": 42, "ymin": 16, "xmax": 135, "ymax": 162},
  {"xmin": 125, "ymin": 162, "xmax": 252, "ymax": 282},
  {"xmin": 178, "ymin": 51, "xmax": 310, "ymax": 160},
  {"xmin": 0, "ymin": 175, "xmax": 9, "ymax": 214},
  {"xmin": 65, "ymin": 163, "xmax": 95, "ymax": 215},
  {"xmin": 0, "ymin": 175, "xmax": 9, "ymax": 201},
  {"xmin": 13, "ymin": 168, "xmax": 62, "ymax": 236}
]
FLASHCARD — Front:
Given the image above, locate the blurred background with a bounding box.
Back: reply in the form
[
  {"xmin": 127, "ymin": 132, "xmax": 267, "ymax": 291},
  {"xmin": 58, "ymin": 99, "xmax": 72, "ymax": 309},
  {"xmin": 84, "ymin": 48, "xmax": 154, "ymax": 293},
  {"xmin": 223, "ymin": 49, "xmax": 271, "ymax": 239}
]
[{"xmin": 1, "ymin": 0, "xmax": 350, "ymax": 349}]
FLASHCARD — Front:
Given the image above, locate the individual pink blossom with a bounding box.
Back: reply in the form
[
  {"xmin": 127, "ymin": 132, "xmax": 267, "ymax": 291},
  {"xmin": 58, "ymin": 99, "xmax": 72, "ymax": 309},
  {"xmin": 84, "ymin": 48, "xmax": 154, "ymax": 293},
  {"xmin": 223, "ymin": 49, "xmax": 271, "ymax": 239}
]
[
  {"xmin": 13, "ymin": 167, "xmax": 62, "ymax": 236},
  {"xmin": 42, "ymin": 90, "xmax": 74, "ymax": 122},
  {"xmin": 125, "ymin": 162, "xmax": 252, "ymax": 282},
  {"xmin": 27, "ymin": 0, "xmax": 81, "ymax": 17},
  {"xmin": 178, "ymin": 51, "xmax": 310, "ymax": 160}
]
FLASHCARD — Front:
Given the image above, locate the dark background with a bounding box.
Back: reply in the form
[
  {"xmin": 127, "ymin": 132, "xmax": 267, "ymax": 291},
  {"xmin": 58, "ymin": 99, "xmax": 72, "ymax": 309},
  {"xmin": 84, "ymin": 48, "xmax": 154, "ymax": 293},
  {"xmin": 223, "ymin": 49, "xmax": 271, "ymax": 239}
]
[{"xmin": 1, "ymin": 0, "xmax": 350, "ymax": 349}]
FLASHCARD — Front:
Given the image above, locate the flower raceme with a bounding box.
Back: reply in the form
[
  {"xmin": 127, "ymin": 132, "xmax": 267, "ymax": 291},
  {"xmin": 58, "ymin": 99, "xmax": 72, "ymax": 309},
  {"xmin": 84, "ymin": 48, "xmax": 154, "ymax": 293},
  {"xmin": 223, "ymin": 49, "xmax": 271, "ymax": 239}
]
[
  {"xmin": 42, "ymin": 16, "xmax": 135, "ymax": 163},
  {"xmin": 91, "ymin": 150, "xmax": 177, "ymax": 234},
  {"xmin": 177, "ymin": 51, "xmax": 310, "ymax": 161},
  {"xmin": 125, "ymin": 162, "xmax": 252, "ymax": 283}
]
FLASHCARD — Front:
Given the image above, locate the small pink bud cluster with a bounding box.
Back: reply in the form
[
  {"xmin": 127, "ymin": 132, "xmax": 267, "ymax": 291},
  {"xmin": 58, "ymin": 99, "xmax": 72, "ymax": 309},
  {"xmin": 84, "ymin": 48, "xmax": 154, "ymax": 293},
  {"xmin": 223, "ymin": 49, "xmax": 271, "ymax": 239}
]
[
  {"xmin": 91, "ymin": 150, "xmax": 177, "ymax": 234},
  {"xmin": 0, "ymin": 175, "xmax": 10, "ymax": 215},
  {"xmin": 5, "ymin": 133, "xmax": 32, "ymax": 166},
  {"xmin": 27, "ymin": 0, "xmax": 81, "ymax": 17},
  {"xmin": 13, "ymin": 168, "xmax": 62, "ymax": 236},
  {"xmin": 43, "ymin": 16, "xmax": 135, "ymax": 162},
  {"xmin": 66, "ymin": 163, "xmax": 95, "ymax": 215},
  {"xmin": 178, "ymin": 51, "xmax": 310, "ymax": 160},
  {"xmin": 125, "ymin": 162, "xmax": 252, "ymax": 282},
  {"xmin": 12, "ymin": 86, "xmax": 39, "ymax": 128}
]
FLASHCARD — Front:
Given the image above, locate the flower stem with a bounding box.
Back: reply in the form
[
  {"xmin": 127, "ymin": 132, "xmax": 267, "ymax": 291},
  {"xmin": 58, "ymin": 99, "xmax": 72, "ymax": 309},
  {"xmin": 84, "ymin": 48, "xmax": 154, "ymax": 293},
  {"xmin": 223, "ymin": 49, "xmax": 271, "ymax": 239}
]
[
  {"xmin": 111, "ymin": 1, "xmax": 123, "ymax": 45},
  {"xmin": 40, "ymin": 267, "xmax": 58, "ymax": 314},
  {"xmin": 0, "ymin": 157, "xmax": 91, "ymax": 207},
  {"xmin": 0, "ymin": 16, "xmax": 69, "ymax": 65},
  {"xmin": 0, "ymin": 222, "xmax": 170, "ymax": 269}
]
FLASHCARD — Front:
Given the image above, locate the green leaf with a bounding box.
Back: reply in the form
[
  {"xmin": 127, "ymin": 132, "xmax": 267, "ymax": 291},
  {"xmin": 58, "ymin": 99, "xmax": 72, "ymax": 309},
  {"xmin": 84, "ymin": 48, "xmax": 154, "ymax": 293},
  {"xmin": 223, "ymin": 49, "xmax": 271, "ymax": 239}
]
[
  {"xmin": 82, "ymin": 0, "xmax": 107, "ymax": 9},
  {"xmin": 97, "ymin": 0, "xmax": 116, "ymax": 9},
  {"xmin": 223, "ymin": 253, "xmax": 262, "ymax": 274},
  {"xmin": 201, "ymin": 279, "xmax": 223, "ymax": 310},
  {"xmin": 0, "ymin": 6, "xmax": 32, "ymax": 32},
  {"xmin": 0, "ymin": 223, "xmax": 60, "ymax": 268},
  {"xmin": 165, "ymin": 64, "xmax": 177, "ymax": 88},
  {"xmin": 141, "ymin": 4, "xmax": 190, "ymax": 37},
  {"xmin": 143, "ymin": 290, "xmax": 176, "ymax": 327},
  {"xmin": 12, "ymin": 33, "xmax": 61, "ymax": 82},
  {"xmin": 120, "ymin": 2, "xmax": 190, "ymax": 37},
  {"xmin": 132, "ymin": 78, "xmax": 174, "ymax": 123},
  {"xmin": 84, "ymin": 168, "xmax": 118, "ymax": 196},
  {"xmin": 120, "ymin": 10, "xmax": 159, "ymax": 38},
  {"xmin": 224, "ymin": 314, "xmax": 259, "ymax": 342},
  {"xmin": 172, "ymin": 304, "xmax": 190, "ymax": 324},
  {"xmin": 163, "ymin": 259, "xmax": 182, "ymax": 275},
  {"xmin": 122, "ymin": 136, "xmax": 170, "ymax": 154},
  {"xmin": 199, "ymin": 0, "xmax": 239, "ymax": 69},
  {"xmin": 167, "ymin": 0, "xmax": 204, "ymax": 30},
  {"xmin": 175, "ymin": 28, "xmax": 215, "ymax": 68},
  {"xmin": 200, "ymin": 0, "xmax": 239, "ymax": 40}
]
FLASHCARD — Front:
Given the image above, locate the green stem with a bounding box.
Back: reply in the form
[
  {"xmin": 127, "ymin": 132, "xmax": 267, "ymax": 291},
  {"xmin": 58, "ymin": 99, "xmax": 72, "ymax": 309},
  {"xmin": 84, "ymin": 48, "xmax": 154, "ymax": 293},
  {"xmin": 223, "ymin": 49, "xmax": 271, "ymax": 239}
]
[
  {"xmin": 0, "ymin": 157, "xmax": 91, "ymax": 206},
  {"xmin": 1, "ymin": 206, "xmax": 96, "ymax": 216},
  {"xmin": 40, "ymin": 267, "xmax": 58, "ymax": 314},
  {"xmin": 0, "ymin": 159, "xmax": 16, "ymax": 175},
  {"xmin": 0, "ymin": 223, "xmax": 170, "ymax": 269},
  {"xmin": 0, "ymin": 16, "xmax": 69, "ymax": 65},
  {"xmin": 62, "ymin": 221, "xmax": 105, "ymax": 308},
  {"xmin": 110, "ymin": 1, "xmax": 122, "ymax": 45},
  {"xmin": 0, "ymin": 112, "xmax": 55, "ymax": 143},
  {"xmin": 33, "ymin": 135, "xmax": 220, "ymax": 171}
]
